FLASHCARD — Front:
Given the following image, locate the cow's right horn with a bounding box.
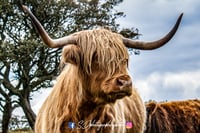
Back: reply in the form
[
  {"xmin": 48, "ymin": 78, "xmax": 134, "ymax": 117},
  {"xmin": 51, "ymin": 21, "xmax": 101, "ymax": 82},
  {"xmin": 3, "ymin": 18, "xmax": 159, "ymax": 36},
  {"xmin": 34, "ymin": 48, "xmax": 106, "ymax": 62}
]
[
  {"xmin": 21, "ymin": 5, "xmax": 77, "ymax": 48},
  {"xmin": 123, "ymin": 13, "xmax": 183, "ymax": 50}
]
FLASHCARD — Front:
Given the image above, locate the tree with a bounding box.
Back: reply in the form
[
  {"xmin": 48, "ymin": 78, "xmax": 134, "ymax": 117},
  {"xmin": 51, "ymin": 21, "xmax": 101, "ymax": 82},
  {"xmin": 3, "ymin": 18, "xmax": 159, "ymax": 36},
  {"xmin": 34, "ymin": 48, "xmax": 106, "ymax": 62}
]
[
  {"xmin": 0, "ymin": 87, "xmax": 18, "ymax": 133},
  {"xmin": 0, "ymin": 0, "xmax": 139, "ymax": 131}
]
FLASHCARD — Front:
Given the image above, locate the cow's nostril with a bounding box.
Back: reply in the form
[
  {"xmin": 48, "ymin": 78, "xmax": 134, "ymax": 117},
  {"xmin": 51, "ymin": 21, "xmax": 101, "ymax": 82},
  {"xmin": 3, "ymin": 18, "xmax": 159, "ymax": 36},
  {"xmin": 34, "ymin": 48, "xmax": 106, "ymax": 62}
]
[
  {"xmin": 116, "ymin": 78, "xmax": 124, "ymax": 86},
  {"xmin": 116, "ymin": 77, "xmax": 132, "ymax": 87}
]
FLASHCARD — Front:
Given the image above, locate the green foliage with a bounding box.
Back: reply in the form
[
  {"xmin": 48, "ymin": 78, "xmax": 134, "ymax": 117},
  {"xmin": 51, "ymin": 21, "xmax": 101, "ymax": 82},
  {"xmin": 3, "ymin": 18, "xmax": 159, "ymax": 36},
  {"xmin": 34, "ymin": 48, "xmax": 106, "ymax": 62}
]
[{"xmin": 0, "ymin": 0, "xmax": 139, "ymax": 130}]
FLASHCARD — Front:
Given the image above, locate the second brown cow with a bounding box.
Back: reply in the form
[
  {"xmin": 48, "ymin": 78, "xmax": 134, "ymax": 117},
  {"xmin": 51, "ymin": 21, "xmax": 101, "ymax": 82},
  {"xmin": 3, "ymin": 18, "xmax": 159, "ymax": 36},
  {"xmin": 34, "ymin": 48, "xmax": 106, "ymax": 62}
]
[{"xmin": 145, "ymin": 99, "xmax": 200, "ymax": 133}]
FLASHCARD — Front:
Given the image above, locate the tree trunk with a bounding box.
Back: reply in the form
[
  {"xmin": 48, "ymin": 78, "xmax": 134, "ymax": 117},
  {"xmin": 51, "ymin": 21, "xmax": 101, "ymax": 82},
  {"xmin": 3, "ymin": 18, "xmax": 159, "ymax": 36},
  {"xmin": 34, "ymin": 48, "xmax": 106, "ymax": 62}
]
[
  {"xmin": 2, "ymin": 100, "xmax": 13, "ymax": 133},
  {"xmin": 20, "ymin": 98, "xmax": 36, "ymax": 130}
]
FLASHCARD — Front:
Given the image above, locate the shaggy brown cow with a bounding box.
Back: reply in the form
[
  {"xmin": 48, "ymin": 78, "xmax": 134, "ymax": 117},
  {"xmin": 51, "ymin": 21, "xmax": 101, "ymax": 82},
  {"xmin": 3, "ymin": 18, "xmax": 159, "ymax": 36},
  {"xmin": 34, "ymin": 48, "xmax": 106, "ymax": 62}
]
[
  {"xmin": 145, "ymin": 99, "xmax": 200, "ymax": 133},
  {"xmin": 22, "ymin": 5, "xmax": 183, "ymax": 133}
]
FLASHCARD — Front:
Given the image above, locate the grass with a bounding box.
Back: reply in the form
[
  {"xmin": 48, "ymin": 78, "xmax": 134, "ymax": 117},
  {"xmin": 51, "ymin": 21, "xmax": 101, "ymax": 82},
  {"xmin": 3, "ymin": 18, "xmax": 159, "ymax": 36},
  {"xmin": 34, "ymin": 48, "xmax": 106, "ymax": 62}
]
[
  {"xmin": 9, "ymin": 131, "xmax": 33, "ymax": 133},
  {"xmin": 9, "ymin": 128, "xmax": 33, "ymax": 133}
]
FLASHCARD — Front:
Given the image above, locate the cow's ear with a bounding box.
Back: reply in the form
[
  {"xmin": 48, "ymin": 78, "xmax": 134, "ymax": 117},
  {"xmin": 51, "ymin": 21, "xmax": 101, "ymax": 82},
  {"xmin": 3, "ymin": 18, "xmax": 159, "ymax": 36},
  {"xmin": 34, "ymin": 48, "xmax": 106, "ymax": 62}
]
[{"xmin": 62, "ymin": 45, "xmax": 81, "ymax": 65}]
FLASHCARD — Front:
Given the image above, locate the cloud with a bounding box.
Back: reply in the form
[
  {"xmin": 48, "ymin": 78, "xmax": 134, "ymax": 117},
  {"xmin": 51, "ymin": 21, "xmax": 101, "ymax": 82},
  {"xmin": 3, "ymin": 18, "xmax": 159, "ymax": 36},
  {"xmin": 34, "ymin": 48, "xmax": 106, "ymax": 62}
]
[
  {"xmin": 134, "ymin": 69, "xmax": 200, "ymax": 102},
  {"xmin": 116, "ymin": 0, "xmax": 200, "ymax": 40},
  {"xmin": 31, "ymin": 88, "xmax": 51, "ymax": 114}
]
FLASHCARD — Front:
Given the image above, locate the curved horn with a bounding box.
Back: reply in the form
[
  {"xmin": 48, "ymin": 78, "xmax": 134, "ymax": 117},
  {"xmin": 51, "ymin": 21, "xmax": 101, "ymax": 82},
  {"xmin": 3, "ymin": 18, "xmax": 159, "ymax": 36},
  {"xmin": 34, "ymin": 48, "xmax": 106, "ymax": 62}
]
[
  {"xmin": 21, "ymin": 5, "xmax": 76, "ymax": 48},
  {"xmin": 123, "ymin": 13, "xmax": 183, "ymax": 50}
]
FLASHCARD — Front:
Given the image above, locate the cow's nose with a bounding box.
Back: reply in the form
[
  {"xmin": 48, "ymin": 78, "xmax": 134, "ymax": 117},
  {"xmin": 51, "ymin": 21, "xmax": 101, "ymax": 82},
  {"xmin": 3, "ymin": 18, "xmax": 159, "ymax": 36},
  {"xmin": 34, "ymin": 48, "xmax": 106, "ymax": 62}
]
[{"xmin": 116, "ymin": 76, "xmax": 132, "ymax": 89}]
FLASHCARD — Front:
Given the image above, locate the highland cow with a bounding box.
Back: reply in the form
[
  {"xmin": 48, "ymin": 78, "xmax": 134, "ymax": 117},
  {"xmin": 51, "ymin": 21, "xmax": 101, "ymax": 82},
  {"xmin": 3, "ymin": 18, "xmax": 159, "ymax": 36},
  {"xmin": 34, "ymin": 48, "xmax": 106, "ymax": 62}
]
[
  {"xmin": 145, "ymin": 99, "xmax": 200, "ymax": 133},
  {"xmin": 22, "ymin": 5, "xmax": 183, "ymax": 133}
]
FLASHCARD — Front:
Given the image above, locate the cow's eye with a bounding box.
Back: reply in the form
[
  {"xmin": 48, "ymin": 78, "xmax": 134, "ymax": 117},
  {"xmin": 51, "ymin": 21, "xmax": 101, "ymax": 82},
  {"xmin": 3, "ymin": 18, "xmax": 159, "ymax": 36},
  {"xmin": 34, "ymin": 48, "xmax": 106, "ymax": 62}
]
[
  {"xmin": 122, "ymin": 59, "xmax": 128, "ymax": 65},
  {"xmin": 92, "ymin": 52, "xmax": 98, "ymax": 62}
]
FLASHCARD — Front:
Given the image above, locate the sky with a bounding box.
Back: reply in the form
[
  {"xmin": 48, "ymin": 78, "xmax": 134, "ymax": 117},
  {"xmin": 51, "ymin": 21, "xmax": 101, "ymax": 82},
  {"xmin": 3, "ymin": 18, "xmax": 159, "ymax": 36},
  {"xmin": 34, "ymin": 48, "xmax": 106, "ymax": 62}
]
[
  {"xmin": 28, "ymin": 0, "xmax": 200, "ymax": 114},
  {"xmin": 115, "ymin": 0, "xmax": 200, "ymax": 102}
]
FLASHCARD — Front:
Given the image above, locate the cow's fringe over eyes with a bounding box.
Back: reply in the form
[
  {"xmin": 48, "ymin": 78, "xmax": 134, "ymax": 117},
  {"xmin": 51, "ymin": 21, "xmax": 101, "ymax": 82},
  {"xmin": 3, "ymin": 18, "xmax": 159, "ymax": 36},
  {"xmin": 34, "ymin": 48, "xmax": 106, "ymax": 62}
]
[{"xmin": 71, "ymin": 29, "xmax": 129, "ymax": 75}]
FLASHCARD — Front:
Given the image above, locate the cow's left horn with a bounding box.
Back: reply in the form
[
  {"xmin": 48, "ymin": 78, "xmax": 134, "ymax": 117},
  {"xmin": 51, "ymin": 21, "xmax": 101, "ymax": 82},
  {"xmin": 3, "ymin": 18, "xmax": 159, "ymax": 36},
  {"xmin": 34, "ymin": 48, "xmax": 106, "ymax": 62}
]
[
  {"xmin": 21, "ymin": 5, "xmax": 77, "ymax": 48},
  {"xmin": 123, "ymin": 13, "xmax": 183, "ymax": 50}
]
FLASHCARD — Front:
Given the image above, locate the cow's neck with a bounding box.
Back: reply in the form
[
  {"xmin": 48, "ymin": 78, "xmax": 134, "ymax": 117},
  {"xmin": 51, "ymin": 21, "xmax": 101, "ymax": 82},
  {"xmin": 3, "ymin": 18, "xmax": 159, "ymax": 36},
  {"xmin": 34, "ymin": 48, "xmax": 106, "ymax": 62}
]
[
  {"xmin": 73, "ymin": 73, "xmax": 116, "ymax": 124},
  {"xmin": 78, "ymin": 95, "xmax": 115, "ymax": 124}
]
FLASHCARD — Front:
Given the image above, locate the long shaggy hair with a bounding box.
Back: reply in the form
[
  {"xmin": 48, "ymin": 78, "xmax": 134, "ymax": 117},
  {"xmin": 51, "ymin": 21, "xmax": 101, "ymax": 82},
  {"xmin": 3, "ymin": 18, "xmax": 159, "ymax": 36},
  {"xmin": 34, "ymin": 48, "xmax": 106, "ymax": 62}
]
[
  {"xmin": 145, "ymin": 99, "xmax": 200, "ymax": 133},
  {"xmin": 35, "ymin": 29, "xmax": 146, "ymax": 133},
  {"xmin": 69, "ymin": 29, "xmax": 129, "ymax": 75}
]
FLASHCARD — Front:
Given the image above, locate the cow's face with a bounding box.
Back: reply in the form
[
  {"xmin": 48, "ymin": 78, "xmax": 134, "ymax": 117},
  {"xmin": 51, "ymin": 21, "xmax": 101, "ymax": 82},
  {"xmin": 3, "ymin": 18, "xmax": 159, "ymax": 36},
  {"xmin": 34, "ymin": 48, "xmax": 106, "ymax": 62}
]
[
  {"xmin": 61, "ymin": 29, "xmax": 133, "ymax": 103},
  {"xmin": 89, "ymin": 56, "xmax": 132, "ymax": 103}
]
